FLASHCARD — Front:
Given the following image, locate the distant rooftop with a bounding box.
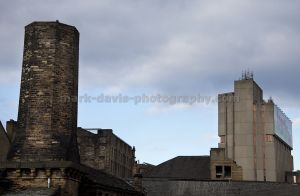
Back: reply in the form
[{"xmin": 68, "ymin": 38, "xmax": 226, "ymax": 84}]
[{"xmin": 143, "ymin": 156, "xmax": 210, "ymax": 180}]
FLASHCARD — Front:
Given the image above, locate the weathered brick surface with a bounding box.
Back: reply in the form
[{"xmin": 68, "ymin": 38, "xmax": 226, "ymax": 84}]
[
  {"xmin": 7, "ymin": 22, "xmax": 80, "ymax": 162},
  {"xmin": 0, "ymin": 161, "xmax": 142, "ymax": 196},
  {"xmin": 77, "ymin": 128, "xmax": 135, "ymax": 179}
]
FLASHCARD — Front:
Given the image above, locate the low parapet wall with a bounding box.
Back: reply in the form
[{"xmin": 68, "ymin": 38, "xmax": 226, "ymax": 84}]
[{"xmin": 143, "ymin": 179, "xmax": 300, "ymax": 196}]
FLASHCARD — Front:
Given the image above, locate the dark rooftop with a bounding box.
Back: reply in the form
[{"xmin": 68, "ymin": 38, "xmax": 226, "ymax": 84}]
[{"xmin": 143, "ymin": 156, "xmax": 210, "ymax": 180}]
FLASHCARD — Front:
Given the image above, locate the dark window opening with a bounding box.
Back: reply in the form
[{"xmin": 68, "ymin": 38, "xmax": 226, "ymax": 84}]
[
  {"xmin": 224, "ymin": 166, "xmax": 231, "ymax": 178},
  {"xmin": 216, "ymin": 166, "xmax": 222, "ymax": 173},
  {"xmin": 216, "ymin": 166, "xmax": 223, "ymax": 178}
]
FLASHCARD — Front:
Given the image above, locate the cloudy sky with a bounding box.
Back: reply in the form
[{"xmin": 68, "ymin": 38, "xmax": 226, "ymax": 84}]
[{"xmin": 0, "ymin": 0, "xmax": 300, "ymax": 169}]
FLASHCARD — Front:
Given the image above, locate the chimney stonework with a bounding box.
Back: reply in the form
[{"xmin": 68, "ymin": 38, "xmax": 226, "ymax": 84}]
[{"xmin": 8, "ymin": 22, "xmax": 80, "ymax": 163}]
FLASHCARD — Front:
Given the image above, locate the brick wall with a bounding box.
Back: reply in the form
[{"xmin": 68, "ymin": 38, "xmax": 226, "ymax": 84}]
[
  {"xmin": 8, "ymin": 21, "xmax": 80, "ymax": 162},
  {"xmin": 77, "ymin": 128, "xmax": 135, "ymax": 179}
]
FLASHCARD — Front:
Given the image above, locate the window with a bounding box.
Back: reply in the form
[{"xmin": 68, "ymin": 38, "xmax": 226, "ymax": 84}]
[
  {"xmin": 265, "ymin": 135, "xmax": 273, "ymax": 142},
  {"xmin": 216, "ymin": 166, "xmax": 223, "ymax": 178},
  {"xmin": 216, "ymin": 165, "xmax": 232, "ymax": 179},
  {"xmin": 224, "ymin": 166, "xmax": 232, "ymax": 178}
]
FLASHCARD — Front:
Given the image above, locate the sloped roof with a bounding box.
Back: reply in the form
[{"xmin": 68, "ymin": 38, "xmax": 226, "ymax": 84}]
[
  {"xmin": 77, "ymin": 127, "xmax": 96, "ymax": 137},
  {"xmin": 80, "ymin": 164, "xmax": 137, "ymax": 192},
  {"xmin": 143, "ymin": 156, "xmax": 210, "ymax": 180}
]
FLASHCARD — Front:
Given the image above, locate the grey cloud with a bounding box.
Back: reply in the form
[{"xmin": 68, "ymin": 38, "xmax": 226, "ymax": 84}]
[{"xmin": 0, "ymin": 0, "xmax": 300, "ymax": 107}]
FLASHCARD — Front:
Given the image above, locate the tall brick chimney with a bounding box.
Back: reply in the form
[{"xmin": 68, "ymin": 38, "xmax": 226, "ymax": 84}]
[{"xmin": 7, "ymin": 21, "xmax": 80, "ymax": 163}]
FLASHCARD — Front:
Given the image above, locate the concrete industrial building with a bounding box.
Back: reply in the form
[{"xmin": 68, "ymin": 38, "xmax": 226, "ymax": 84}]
[
  {"xmin": 142, "ymin": 73, "xmax": 299, "ymax": 195},
  {"xmin": 212, "ymin": 73, "xmax": 293, "ymax": 182}
]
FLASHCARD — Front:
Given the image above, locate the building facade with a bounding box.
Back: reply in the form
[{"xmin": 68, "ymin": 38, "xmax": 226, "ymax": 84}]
[
  {"xmin": 213, "ymin": 74, "xmax": 293, "ymax": 182},
  {"xmin": 77, "ymin": 128, "xmax": 136, "ymax": 179}
]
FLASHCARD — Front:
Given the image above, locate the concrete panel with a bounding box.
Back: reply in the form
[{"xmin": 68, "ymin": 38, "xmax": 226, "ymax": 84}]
[
  {"xmin": 235, "ymin": 89, "xmax": 254, "ymax": 100},
  {"xmin": 266, "ymin": 170, "xmax": 277, "ymax": 182},
  {"xmin": 218, "ymin": 101, "xmax": 226, "ymax": 113},
  {"xmin": 265, "ymin": 144, "xmax": 275, "ymax": 159},
  {"xmin": 234, "ymin": 134, "xmax": 253, "ymax": 146},
  {"xmin": 218, "ymin": 112, "xmax": 225, "ymax": 135},
  {"xmin": 256, "ymin": 158, "xmax": 264, "ymax": 170},
  {"xmin": 265, "ymin": 158, "xmax": 276, "ymax": 170},
  {"xmin": 218, "ymin": 125, "xmax": 225, "ymax": 136},
  {"xmin": 264, "ymin": 123, "xmax": 274, "ymax": 134},
  {"xmin": 225, "ymin": 134, "xmax": 233, "ymax": 147},
  {"xmin": 235, "ymin": 158, "xmax": 254, "ymax": 170},
  {"xmin": 234, "ymin": 111, "xmax": 253, "ymax": 123},
  {"xmin": 263, "ymin": 110, "xmax": 274, "ymax": 123},
  {"xmin": 242, "ymin": 169, "xmax": 256, "ymax": 181},
  {"xmin": 234, "ymin": 123, "xmax": 253, "ymax": 134},
  {"xmin": 234, "ymin": 79, "xmax": 255, "ymax": 86},
  {"xmin": 227, "ymin": 123, "xmax": 234, "ymax": 135},
  {"xmin": 226, "ymin": 111, "xmax": 234, "ymax": 124},
  {"xmin": 235, "ymin": 146, "xmax": 254, "ymax": 158},
  {"xmin": 256, "ymin": 169, "xmax": 264, "ymax": 181},
  {"xmin": 234, "ymin": 101, "xmax": 254, "ymax": 112}
]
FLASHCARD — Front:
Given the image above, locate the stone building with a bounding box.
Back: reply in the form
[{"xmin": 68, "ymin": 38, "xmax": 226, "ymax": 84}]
[
  {"xmin": 0, "ymin": 21, "xmax": 143, "ymax": 196},
  {"xmin": 133, "ymin": 162, "xmax": 155, "ymax": 176},
  {"xmin": 213, "ymin": 73, "xmax": 293, "ymax": 182},
  {"xmin": 210, "ymin": 148, "xmax": 243, "ymax": 180},
  {"xmin": 77, "ymin": 128, "xmax": 135, "ymax": 179}
]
